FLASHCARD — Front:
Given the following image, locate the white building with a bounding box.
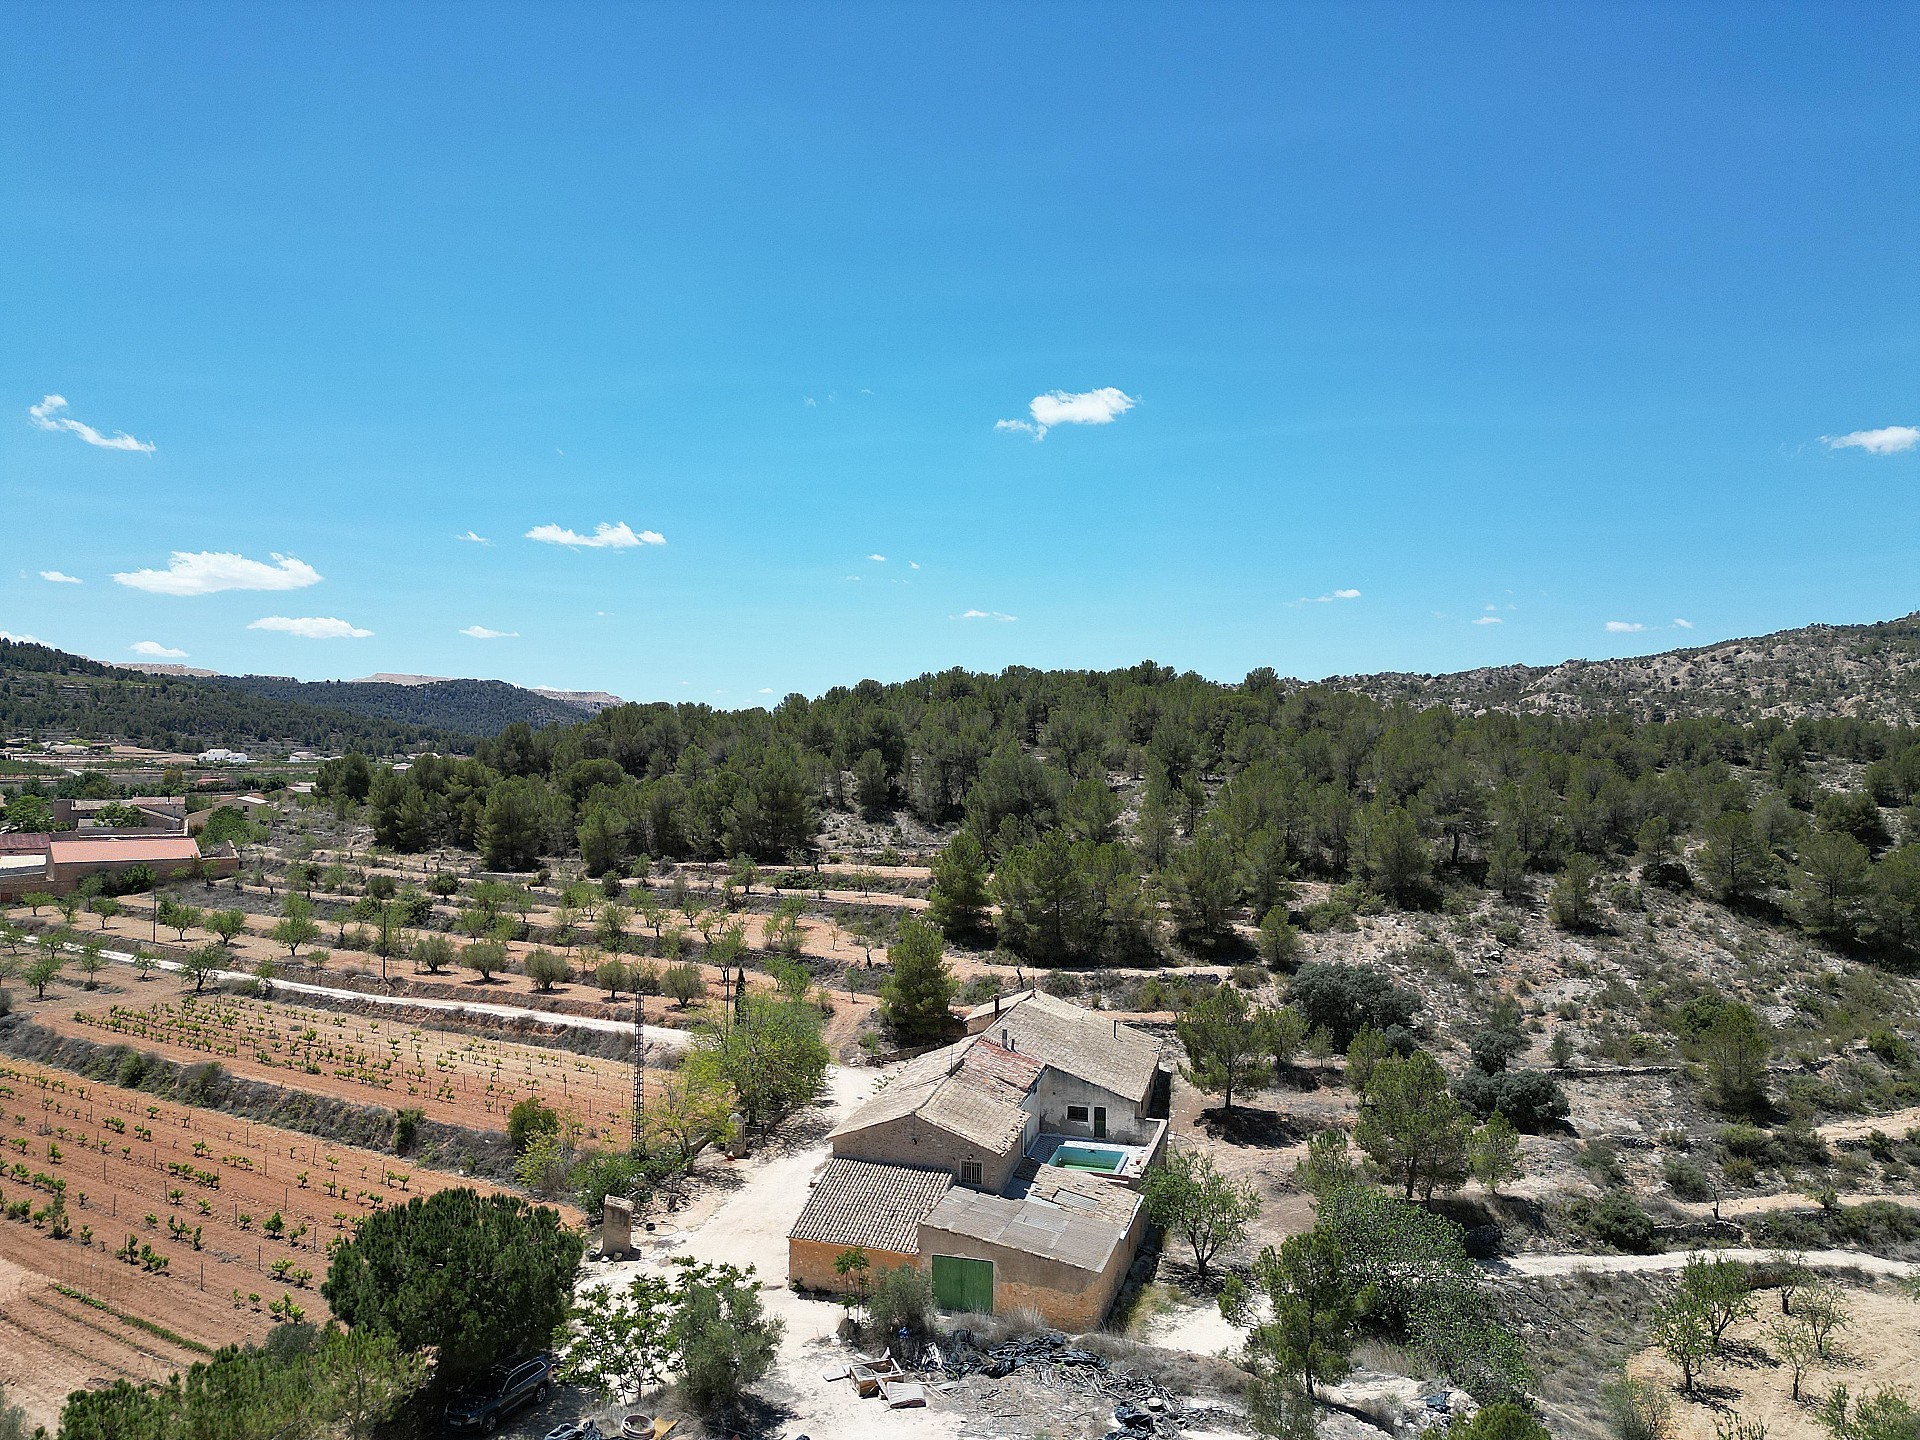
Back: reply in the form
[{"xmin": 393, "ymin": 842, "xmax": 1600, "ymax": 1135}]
[{"xmin": 196, "ymin": 748, "xmax": 251, "ymax": 765}]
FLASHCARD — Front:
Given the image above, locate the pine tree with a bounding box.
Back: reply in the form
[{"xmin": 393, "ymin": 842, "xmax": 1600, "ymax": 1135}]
[
  {"xmin": 926, "ymin": 831, "xmax": 992, "ymax": 939},
  {"xmin": 879, "ymin": 917, "xmax": 957, "ymax": 1043}
]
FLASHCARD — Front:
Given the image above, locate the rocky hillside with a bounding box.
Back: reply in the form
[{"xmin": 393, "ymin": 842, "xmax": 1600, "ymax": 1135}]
[{"xmin": 1326, "ymin": 612, "xmax": 1920, "ymax": 724}]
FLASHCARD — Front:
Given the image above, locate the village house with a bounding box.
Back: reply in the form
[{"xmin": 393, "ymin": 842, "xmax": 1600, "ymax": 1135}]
[
  {"xmin": 787, "ymin": 991, "xmax": 1170, "ymax": 1330},
  {"xmin": 0, "ymin": 833, "xmax": 234, "ymax": 900}
]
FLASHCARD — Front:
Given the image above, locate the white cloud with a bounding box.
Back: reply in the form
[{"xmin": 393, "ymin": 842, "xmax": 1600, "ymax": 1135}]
[
  {"xmin": 956, "ymin": 609, "xmax": 1017, "ymax": 622},
  {"xmin": 525, "ymin": 521, "xmax": 665, "ymax": 550},
  {"xmin": 996, "ymin": 386, "xmax": 1136, "ymax": 440},
  {"xmin": 39, "ymin": 570, "xmax": 81, "ymax": 585},
  {"xmin": 1822, "ymin": 425, "xmax": 1918, "ymax": 455},
  {"xmin": 758, "ymin": 687, "xmax": 774, "ymax": 694},
  {"xmin": 247, "ymin": 615, "xmax": 372, "ymax": 639},
  {"xmin": 1472, "ymin": 616, "xmax": 1503, "ymax": 625},
  {"xmin": 459, "ymin": 625, "xmax": 518, "ymax": 640},
  {"xmin": 130, "ymin": 640, "xmax": 188, "ymax": 658},
  {"xmin": 28, "ymin": 394, "xmax": 155, "ymax": 453},
  {"xmin": 114, "ymin": 551, "xmax": 322, "ymax": 596},
  {"xmin": 0, "ymin": 630, "xmax": 41, "ymax": 644},
  {"xmin": 455, "ymin": 530, "xmax": 492, "ymax": 545},
  {"xmin": 867, "ymin": 554, "xmax": 886, "ymax": 563},
  {"xmin": 1673, "ymin": 618, "xmax": 1694, "ymax": 630},
  {"xmin": 908, "ymin": 561, "xmax": 921, "ymax": 570},
  {"xmin": 1295, "ymin": 588, "xmax": 1363, "ymax": 605},
  {"xmin": 1605, "ymin": 621, "xmax": 1648, "ymax": 633}
]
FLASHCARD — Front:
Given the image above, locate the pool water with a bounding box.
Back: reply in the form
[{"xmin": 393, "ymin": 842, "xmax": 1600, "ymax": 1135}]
[{"xmin": 1052, "ymin": 1143, "xmax": 1126, "ymax": 1173}]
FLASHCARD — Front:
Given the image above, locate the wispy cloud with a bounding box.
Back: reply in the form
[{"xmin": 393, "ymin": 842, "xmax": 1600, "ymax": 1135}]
[
  {"xmin": 908, "ymin": 561, "xmax": 921, "ymax": 570},
  {"xmin": 1293, "ymin": 588, "xmax": 1362, "ymax": 605},
  {"xmin": 459, "ymin": 625, "xmax": 517, "ymax": 640},
  {"xmin": 28, "ymin": 395, "xmax": 155, "ymax": 453},
  {"xmin": 956, "ymin": 609, "xmax": 1017, "ymax": 622},
  {"xmin": 247, "ymin": 615, "xmax": 372, "ymax": 639},
  {"xmin": 114, "ymin": 551, "xmax": 322, "ymax": 596},
  {"xmin": 1821, "ymin": 425, "xmax": 1918, "ymax": 455},
  {"xmin": 39, "ymin": 570, "xmax": 81, "ymax": 585},
  {"xmin": 1472, "ymin": 616, "xmax": 1503, "ymax": 625},
  {"xmin": 0, "ymin": 630, "xmax": 41, "ymax": 644},
  {"xmin": 1607, "ymin": 618, "xmax": 1696, "ymax": 635},
  {"xmin": 130, "ymin": 640, "xmax": 188, "ymax": 659},
  {"xmin": 525, "ymin": 521, "xmax": 665, "ymax": 549},
  {"xmin": 867, "ymin": 554, "xmax": 886, "ymax": 563},
  {"xmin": 757, "ymin": 687, "xmax": 774, "ymax": 694},
  {"xmin": 996, "ymin": 386, "xmax": 1136, "ymax": 440},
  {"xmin": 455, "ymin": 530, "xmax": 492, "ymax": 545}
]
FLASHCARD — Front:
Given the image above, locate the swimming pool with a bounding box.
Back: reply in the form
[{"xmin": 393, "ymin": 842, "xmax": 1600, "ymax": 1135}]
[{"xmin": 1050, "ymin": 1143, "xmax": 1127, "ymax": 1173}]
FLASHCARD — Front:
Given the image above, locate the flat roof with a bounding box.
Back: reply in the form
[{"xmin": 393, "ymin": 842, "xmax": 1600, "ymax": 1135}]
[
  {"xmin": 921, "ymin": 1171, "xmax": 1139, "ymax": 1274},
  {"xmin": 47, "ymin": 837, "xmax": 201, "ymax": 864}
]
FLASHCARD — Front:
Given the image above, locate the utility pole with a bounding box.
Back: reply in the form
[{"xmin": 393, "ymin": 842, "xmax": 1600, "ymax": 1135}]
[{"xmin": 630, "ymin": 997, "xmax": 646, "ymax": 1157}]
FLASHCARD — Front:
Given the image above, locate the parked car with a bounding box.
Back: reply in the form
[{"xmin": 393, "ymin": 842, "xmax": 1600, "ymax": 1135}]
[{"xmin": 444, "ymin": 1353, "xmax": 556, "ymax": 1433}]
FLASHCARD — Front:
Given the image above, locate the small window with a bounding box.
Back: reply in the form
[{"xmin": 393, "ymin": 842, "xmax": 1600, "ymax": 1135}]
[
  {"xmin": 1066, "ymin": 1105, "xmax": 1090, "ymax": 1124},
  {"xmin": 960, "ymin": 1161, "xmax": 982, "ymax": 1186}
]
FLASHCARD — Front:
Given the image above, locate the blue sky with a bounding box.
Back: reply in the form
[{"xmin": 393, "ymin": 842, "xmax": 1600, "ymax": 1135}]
[{"xmin": 4, "ymin": 2, "xmax": 1916, "ymax": 704}]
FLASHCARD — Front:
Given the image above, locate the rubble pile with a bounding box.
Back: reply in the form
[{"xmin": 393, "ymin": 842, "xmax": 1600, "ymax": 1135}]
[{"xmin": 929, "ymin": 1329, "xmax": 1189, "ymax": 1438}]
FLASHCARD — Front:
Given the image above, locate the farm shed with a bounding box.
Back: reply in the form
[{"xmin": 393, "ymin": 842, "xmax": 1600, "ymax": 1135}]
[{"xmin": 787, "ymin": 1157, "xmax": 953, "ymax": 1292}]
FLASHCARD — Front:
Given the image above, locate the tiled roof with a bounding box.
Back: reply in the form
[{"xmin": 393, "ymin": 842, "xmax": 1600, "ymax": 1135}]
[
  {"xmin": 984, "ymin": 993, "xmax": 1162, "ymax": 1103},
  {"xmin": 831, "ymin": 1037, "xmax": 1041, "ymax": 1154},
  {"xmin": 788, "ymin": 1157, "xmax": 953, "ymax": 1256},
  {"xmin": 834, "ymin": 995, "xmax": 1160, "ymax": 1159}
]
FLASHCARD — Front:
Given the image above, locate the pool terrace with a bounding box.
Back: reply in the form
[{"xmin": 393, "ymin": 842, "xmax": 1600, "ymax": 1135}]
[{"xmin": 1026, "ymin": 1132, "xmax": 1156, "ymax": 1183}]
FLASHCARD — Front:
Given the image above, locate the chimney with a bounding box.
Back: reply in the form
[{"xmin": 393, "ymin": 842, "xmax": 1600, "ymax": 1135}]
[{"xmin": 1001, "ymin": 1027, "xmax": 1012, "ymax": 1051}]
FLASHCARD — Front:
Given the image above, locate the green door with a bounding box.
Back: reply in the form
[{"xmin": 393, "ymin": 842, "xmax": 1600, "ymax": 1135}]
[{"xmin": 930, "ymin": 1255, "xmax": 994, "ymax": 1313}]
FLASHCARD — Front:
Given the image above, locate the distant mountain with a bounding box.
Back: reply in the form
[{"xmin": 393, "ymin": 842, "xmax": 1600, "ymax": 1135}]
[
  {"xmin": 529, "ymin": 687, "xmax": 625, "ymax": 714},
  {"xmin": 1, "ymin": 641, "xmax": 471, "ymax": 755},
  {"xmin": 1323, "ymin": 611, "xmax": 1920, "ymax": 724}
]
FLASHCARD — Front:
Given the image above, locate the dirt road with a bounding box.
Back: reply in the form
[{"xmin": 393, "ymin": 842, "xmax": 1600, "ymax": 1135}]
[
  {"xmin": 64, "ymin": 940, "xmax": 690, "ymax": 1048},
  {"xmin": 584, "ymin": 1063, "xmax": 967, "ymax": 1440},
  {"xmin": 1487, "ymin": 1246, "xmax": 1918, "ymax": 1279}
]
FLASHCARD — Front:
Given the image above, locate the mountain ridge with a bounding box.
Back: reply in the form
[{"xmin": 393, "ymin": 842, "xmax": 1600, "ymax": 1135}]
[{"xmin": 1318, "ymin": 610, "xmax": 1920, "ymax": 723}]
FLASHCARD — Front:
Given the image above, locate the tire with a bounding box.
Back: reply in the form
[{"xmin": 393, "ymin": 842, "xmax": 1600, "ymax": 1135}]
[{"xmin": 483, "ymin": 1415, "xmax": 498, "ymax": 1434}]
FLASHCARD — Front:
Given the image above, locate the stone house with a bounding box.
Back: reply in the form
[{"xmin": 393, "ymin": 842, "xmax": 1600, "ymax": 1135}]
[{"xmin": 788, "ymin": 992, "xmax": 1169, "ymax": 1330}]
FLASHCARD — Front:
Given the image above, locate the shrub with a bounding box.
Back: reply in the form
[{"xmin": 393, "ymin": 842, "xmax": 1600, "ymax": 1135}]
[
  {"xmin": 1718, "ymin": 1124, "xmax": 1775, "ymax": 1164},
  {"xmin": 1663, "ymin": 1156, "xmax": 1715, "ymax": 1202},
  {"xmin": 1450, "ymin": 1403, "xmax": 1550, "ymax": 1440},
  {"xmin": 1581, "ymin": 1191, "xmax": 1659, "ymax": 1254},
  {"xmin": 508, "ymin": 1097, "xmax": 560, "ymax": 1153},
  {"xmin": 867, "ymin": 1262, "xmax": 936, "ymax": 1339},
  {"xmin": 1289, "ymin": 963, "xmax": 1419, "ymax": 1049},
  {"xmin": 1454, "ymin": 1070, "xmax": 1569, "ymax": 1132},
  {"xmin": 1602, "ymin": 1376, "xmax": 1672, "ymax": 1440},
  {"xmin": 391, "ymin": 1107, "xmax": 424, "ymax": 1155}
]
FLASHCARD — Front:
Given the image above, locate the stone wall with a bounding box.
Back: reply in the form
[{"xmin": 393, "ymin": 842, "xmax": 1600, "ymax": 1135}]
[{"xmin": 788, "ymin": 1237, "xmax": 917, "ymax": 1293}]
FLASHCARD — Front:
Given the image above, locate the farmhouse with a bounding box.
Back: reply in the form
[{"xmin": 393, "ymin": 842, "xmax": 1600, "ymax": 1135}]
[
  {"xmin": 52, "ymin": 796, "xmax": 189, "ymax": 833},
  {"xmin": 788, "ymin": 992, "xmax": 1169, "ymax": 1330},
  {"xmin": 0, "ymin": 833, "xmax": 233, "ymax": 900}
]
